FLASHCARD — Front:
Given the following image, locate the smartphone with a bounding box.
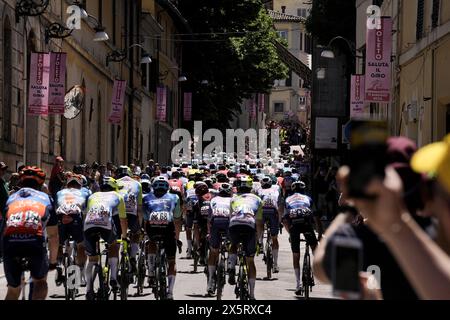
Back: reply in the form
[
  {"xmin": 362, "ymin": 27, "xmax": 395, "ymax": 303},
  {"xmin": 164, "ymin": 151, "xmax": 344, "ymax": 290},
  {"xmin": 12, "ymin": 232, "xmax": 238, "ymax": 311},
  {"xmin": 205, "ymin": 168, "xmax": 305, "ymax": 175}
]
[
  {"xmin": 331, "ymin": 236, "xmax": 363, "ymax": 299},
  {"xmin": 348, "ymin": 120, "xmax": 388, "ymax": 199}
]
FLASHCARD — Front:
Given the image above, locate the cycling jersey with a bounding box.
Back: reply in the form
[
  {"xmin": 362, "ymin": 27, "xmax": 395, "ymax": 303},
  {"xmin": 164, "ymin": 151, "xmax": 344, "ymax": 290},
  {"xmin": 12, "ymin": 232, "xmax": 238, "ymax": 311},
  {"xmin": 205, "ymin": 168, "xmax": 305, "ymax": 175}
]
[
  {"xmin": 143, "ymin": 192, "xmax": 180, "ymax": 225},
  {"xmin": 185, "ymin": 188, "xmax": 198, "ymax": 212},
  {"xmin": 55, "ymin": 188, "xmax": 91, "ymax": 219},
  {"xmin": 230, "ymin": 193, "xmax": 263, "ymax": 229},
  {"xmin": 284, "ymin": 193, "xmax": 313, "ymax": 224},
  {"xmin": 117, "ymin": 176, "xmax": 143, "ymax": 216},
  {"xmin": 84, "ymin": 191, "xmax": 126, "ymax": 231},
  {"xmin": 209, "ymin": 196, "xmax": 233, "ymax": 220},
  {"xmin": 193, "ymin": 193, "xmax": 213, "ymax": 222},
  {"xmin": 257, "ymin": 185, "xmax": 282, "ymax": 213},
  {"xmin": 186, "ymin": 180, "xmax": 195, "ymax": 190},
  {"xmin": 3, "ymin": 188, "xmax": 56, "ymax": 241}
]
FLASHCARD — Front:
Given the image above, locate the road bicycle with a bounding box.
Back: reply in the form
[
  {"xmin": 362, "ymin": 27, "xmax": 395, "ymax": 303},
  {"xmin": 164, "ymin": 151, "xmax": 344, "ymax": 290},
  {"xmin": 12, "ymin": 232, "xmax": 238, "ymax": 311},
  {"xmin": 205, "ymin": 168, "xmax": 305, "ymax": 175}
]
[
  {"xmin": 300, "ymin": 236, "xmax": 315, "ymax": 300},
  {"xmin": 216, "ymin": 233, "xmax": 228, "ymax": 300},
  {"xmin": 262, "ymin": 218, "xmax": 273, "ymax": 279},
  {"xmin": 116, "ymin": 238, "xmax": 133, "ymax": 300},
  {"xmin": 234, "ymin": 243, "xmax": 250, "ymax": 300},
  {"xmin": 152, "ymin": 235, "xmax": 168, "ymax": 300},
  {"xmin": 61, "ymin": 238, "xmax": 79, "ymax": 300},
  {"xmin": 88, "ymin": 239, "xmax": 111, "ymax": 300},
  {"xmin": 135, "ymin": 234, "xmax": 148, "ymax": 296}
]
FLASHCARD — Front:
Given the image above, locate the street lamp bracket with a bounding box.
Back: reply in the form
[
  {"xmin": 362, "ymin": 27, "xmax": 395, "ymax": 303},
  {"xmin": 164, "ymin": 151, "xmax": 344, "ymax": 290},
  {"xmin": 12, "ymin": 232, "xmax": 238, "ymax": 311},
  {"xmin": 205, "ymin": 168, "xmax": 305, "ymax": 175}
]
[{"xmin": 15, "ymin": 0, "xmax": 49, "ymax": 21}]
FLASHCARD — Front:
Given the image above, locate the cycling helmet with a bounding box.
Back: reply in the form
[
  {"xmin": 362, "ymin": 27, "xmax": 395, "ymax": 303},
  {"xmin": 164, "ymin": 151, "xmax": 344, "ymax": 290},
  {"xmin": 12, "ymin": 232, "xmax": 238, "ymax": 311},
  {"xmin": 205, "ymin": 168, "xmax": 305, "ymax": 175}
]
[
  {"xmin": 204, "ymin": 178, "xmax": 214, "ymax": 189},
  {"xmin": 218, "ymin": 183, "xmax": 233, "ymax": 196},
  {"xmin": 101, "ymin": 176, "xmax": 119, "ymax": 191},
  {"xmin": 66, "ymin": 173, "xmax": 83, "ymax": 187},
  {"xmin": 195, "ymin": 181, "xmax": 209, "ymax": 196},
  {"xmin": 19, "ymin": 166, "xmax": 46, "ymax": 186},
  {"xmin": 152, "ymin": 178, "xmax": 169, "ymax": 193},
  {"xmin": 237, "ymin": 176, "xmax": 253, "ymax": 192},
  {"xmin": 81, "ymin": 175, "xmax": 88, "ymax": 188},
  {"xmin": 216, "ymin": 173, "xmax": 228, "ymax": 183},
  {"xmin": 171, "ymin": 171, "xmax": 181, "ymax": 179},
  {"xmin": 292, "ymin": 181, "xmax": 306, "ymax": 193},
  {"xmin": 117, "ymin": 165, "xmax": 132, "ymax": 178},
  {"xmin": 261, "ymin": 176, "xmax": 273, "ymax": 189},
  {"xmin": 140, "ymin": 173, "xmax": 151, "ymax": 180}
]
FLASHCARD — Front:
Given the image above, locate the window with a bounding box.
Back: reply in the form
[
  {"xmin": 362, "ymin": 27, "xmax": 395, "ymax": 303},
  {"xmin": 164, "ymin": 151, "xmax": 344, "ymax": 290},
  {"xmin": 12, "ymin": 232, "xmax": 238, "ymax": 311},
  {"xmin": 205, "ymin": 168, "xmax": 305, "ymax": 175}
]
[
  {"xmin": 299, "ymin": 32, "xmax": 303, "ymax": 51},
  {"xmin": 274, "ymin": 102, "xmax": 284, "ymax": 113},
  {"xmin": 297, "ymin": 8, "xmax": 307, "ymax": 18},
  {"xmin": 416, "ymin": 0, "xmax": 425, "ymax": 40},
  {"xmin": 432, "ymin": 0, "xmax": 440, "ymax": 29},
  {"xmin": 2, "ymin": 17, "xmax": 12, "ymax": 142},
  {"xmin": 277, "ymin": 30, "xmax": 288, "ymax": 41},
  {"xmin": 285, "ymin": 71, "xmax": 292, "ymax": 87},
  {"xmin": 299, "ymin": 96, "xmax": 306, "ymax": 105}
]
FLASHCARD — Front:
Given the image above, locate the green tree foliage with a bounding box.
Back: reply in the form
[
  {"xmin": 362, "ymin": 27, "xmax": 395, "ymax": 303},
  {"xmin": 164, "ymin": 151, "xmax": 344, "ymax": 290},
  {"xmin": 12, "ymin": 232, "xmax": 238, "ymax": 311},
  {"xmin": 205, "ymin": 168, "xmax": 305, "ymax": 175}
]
[
  {"xmin": 305, "ymin": 0, "xmax": 356, "ymax": 45},
  {"xmin": 178, "ymin": 0, "xmax": 288, "ymax": 130}
]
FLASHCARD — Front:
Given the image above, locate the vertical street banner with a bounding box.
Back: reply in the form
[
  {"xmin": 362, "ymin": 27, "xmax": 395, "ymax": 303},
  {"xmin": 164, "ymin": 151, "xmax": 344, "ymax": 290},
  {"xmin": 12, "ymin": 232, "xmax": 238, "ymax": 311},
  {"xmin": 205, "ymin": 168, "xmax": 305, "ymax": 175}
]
[
  {"xmin": 28, "ymin": 52, "xmax": 50, "ymax": 116},
  {"xmin": 108, "ymin": 80, "xmax": 127, "ymax": 124},
  {"xmin": 157, "ymin": 86, "xmax": 167, "ymax": 121},
  {"xmin": 350, "ymin": 75, "xmax": 366, "ymax": 118},
  {"xmin": 48, "ymin": 52, "xmax": 67, "ymax": 114},
  {"xmin": 183, "ymin": 92, "xmax": 192, "ymax": 121},
  {"xmin": 258, "ymin": 93, "xmax": 265, "ymax": 112},
  {"xmin": 365, "ymin": 17, "xmax": 392, "ymax": 102}
]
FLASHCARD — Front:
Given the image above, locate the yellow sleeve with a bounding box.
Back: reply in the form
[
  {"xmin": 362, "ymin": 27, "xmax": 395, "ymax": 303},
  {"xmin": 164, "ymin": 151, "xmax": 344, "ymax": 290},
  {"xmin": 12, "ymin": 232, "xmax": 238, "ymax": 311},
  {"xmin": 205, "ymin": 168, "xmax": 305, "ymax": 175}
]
[
  {"xmin": 138, "ymin": 183, "xmax": 143, "ymax": 205},
  {"xmin": 118, "ymin": 194, "xmax": 127, "ymax": 219}
]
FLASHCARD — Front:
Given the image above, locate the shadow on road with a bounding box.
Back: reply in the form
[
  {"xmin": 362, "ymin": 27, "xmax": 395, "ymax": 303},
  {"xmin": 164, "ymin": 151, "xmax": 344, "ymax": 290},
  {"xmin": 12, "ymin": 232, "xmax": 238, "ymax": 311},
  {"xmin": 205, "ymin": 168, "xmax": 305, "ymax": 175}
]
[{"xmin": 185, "ymin": 293, "xmax": 216, "ymax": 299}]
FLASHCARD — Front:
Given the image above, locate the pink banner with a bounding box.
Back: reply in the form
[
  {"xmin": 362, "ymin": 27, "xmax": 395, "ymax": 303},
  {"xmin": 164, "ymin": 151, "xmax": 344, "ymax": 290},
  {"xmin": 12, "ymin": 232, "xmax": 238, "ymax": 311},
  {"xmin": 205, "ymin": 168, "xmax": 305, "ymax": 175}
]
[
  {"xmin": 28, "ymin": 53, "xmax": 50, "ymax": 116},
  {"xmin": 183, "ymin": 92, "xmax": 192, "ymax": 121},
  {"xmin": 365, "ymin": 17, "xmax": 392, "ymax": 102},
  {"xmin": 350, "ymin": 75, "xmax": 366, "ymax": 118},
  {"xmin": 108, "ymin": 80, "xmax": 127, "ymax": 124},
  {"xmin": 48, "ymin": 52, "xmax": 67, "ymax": 114},
  {"xmin": 157, "ymin": 86, "xmax": 167, "ymax": 121},
  {"xmin": 258, "ymin": 93, "xmax": 265, "ymax": 112}
]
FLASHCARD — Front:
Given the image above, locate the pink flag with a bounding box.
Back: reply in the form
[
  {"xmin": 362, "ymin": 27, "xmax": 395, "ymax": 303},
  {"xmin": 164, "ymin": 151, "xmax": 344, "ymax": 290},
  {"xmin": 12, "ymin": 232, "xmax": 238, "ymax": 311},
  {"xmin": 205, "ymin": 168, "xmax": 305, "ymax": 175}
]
[
  {"xmin": 108, "ymin": 80, "xmax": 127, "ymax": 124},
  {"xmin": 183, "ymin": 92, "xmax": 192, "ymax": 121},
  {"xmin": 350, "ymin": 75, "xmax": 366, "ymax": 118},
  {"xmin": 48, "ymin": 52, "xmax": 67, "ymax": 114},
  {"xmin": 28, "ymin": 53, "xmax": 50, "ymax": 116},
  {"xmin": 258, "ymin": 93, "xmax": 265, "ymax": 112},
  {"xmin": 157, "ymin": 86, "xmax": 167, "ymax": 121},
  {"xmin": 365, "ymin": 17, "xmax": 392, "ymax": 102}
]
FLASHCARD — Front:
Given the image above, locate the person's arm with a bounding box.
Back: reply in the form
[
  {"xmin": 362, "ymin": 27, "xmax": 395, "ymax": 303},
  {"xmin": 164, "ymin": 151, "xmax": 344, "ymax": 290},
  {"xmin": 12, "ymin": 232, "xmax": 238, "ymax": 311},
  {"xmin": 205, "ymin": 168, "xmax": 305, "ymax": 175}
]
[{"xmin": 118, "ymin": 196, "xmax": 128, "ymax": 239}]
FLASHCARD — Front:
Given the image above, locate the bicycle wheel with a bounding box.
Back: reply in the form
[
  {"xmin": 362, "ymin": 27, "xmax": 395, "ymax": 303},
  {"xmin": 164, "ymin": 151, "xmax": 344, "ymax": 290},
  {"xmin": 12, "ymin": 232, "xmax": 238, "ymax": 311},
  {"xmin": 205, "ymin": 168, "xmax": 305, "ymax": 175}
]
[
  {"xmin": 136, "ymin": 252, "xmax": 146, "ymax": 295},
  {"xmin": 193, "ymin": 243, "xmax": 199, "ymax": 273},
  {"xmin": 216, "ymin": 257, "xmax": 225, "ymax": 300},
  {"xmin": 302, "ymin": 253, "xmax": 311, "ymax": 300},
  {"xmin": 266, "ymin": 236, "xmax": 273, "ymax": 279},
  {"xmin": 119, "ymin": 257, "xmax": 129, "ymax": 300},
  {"xmin": 92, "ymin": 264, "xmax": 107, "ymax": 301},
  {"xmin": 63, "ymin": 255, "xmax": 69, "ymax": 300},
  {"xmin": 159, "ymin": 252, "xmax": 168, "ymax": 300},
  {"xmin": 238, "ymin": 264, "xmax": 248, "ymax": 300}
]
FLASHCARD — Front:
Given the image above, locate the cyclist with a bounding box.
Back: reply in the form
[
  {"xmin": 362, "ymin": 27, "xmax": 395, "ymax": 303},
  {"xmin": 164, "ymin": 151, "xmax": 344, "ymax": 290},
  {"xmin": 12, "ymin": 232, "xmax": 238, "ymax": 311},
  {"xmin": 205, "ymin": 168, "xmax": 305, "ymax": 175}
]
[
  {"xmin": 143, "ymin": 177, "xmax": 180, "ymax": 300},
  {"xmin": 206, "ymin": 183, "xmax": 234, "ymax": 296},
  {"xmin": 282, "ymin": 169, "xmax": 297, "ymax": 198},
  {"xmin": 184, "ymin": 181, "xmax": 199, "ymax": 259},
  {"xmin": 228, "ymin": 176, "xmax": 263, "ymax": 300},
  {"xmin": 116, "ymin": 166, "xmax": 143, "ymax": 275},
  {"xmin": 192, "ymin": 182, "xmax": 213, "ymax": 266},
  {"xmin": 2, "ymin": 166, "xmax": 59, "ymax": 300},
  {"xmin": 168, "ymin": 170, "xmax": 185, "ymax": 243},
  {"xmin": 84, "ymin": 177, "xmax": 127, "ymax": 300},
  {"xmin": 256, "ymin": 176, "xmax": 283, "ymax": 272},
  {"xmin": 283, "ymin": 181, "xmax": 318, "ymax": 296},
  {"xmin": 54, "ymin": 173, "xmax": 91, "ymax": 286},
  {"xmin": 140, "ymin": 175, "xmax": 152, "ymax": 195}
]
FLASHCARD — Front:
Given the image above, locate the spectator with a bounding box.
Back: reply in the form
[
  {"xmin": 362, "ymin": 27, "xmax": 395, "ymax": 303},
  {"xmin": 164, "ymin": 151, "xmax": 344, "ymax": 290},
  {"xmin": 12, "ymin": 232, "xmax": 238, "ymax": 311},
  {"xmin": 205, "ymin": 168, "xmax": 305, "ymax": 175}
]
[
  {"xmin": 49, "ymin": 156, "xmax": 65, "ymax": 199},
  {"xmin": 0, "ymin": 162, "xmax": 9, "ymax": 261},
  {"xmin": 8, "ymin": 173, "xmax": 20, "ymax": 194},
  {"xmin": 145, "ymin": 159, "xmax": 155, "ymax": 176}
]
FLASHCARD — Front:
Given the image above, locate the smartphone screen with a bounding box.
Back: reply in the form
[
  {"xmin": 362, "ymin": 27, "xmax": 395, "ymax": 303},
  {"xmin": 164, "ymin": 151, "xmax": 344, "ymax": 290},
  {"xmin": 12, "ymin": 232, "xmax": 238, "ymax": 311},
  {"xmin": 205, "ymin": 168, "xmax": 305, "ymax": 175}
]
[{"xmin": 332, "ymin": 238, "xmax": 363, "ymax": 298}]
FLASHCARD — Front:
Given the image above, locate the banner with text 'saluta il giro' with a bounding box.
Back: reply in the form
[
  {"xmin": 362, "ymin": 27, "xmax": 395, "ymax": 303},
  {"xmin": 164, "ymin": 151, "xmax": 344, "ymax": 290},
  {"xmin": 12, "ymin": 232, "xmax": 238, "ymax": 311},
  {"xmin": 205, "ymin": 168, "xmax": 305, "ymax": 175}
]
[
  {"xmin": 183, "ymin": 92, "xmax": 192, "ymax": 121},
  {"xmin": 48, "ymin": 52, "xmax": 67, "ymax": 114},
  {"xmin": 365, "ymin": 17, "xmax": 392, "ymax": 103},
  {"xmin": 108, "ymin": 80, "xmax": 127, "ymax": 124},
  {"xmin": 28, "ymin": 52, "xmax": 50, "ymax": 116},
  {"xmin": 157, "ymin": 86, "xmax": 167, "ymax": 121},
  {"xmin": 350, "ymin": 75, "xmax": 367, "ymax": 118}
]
